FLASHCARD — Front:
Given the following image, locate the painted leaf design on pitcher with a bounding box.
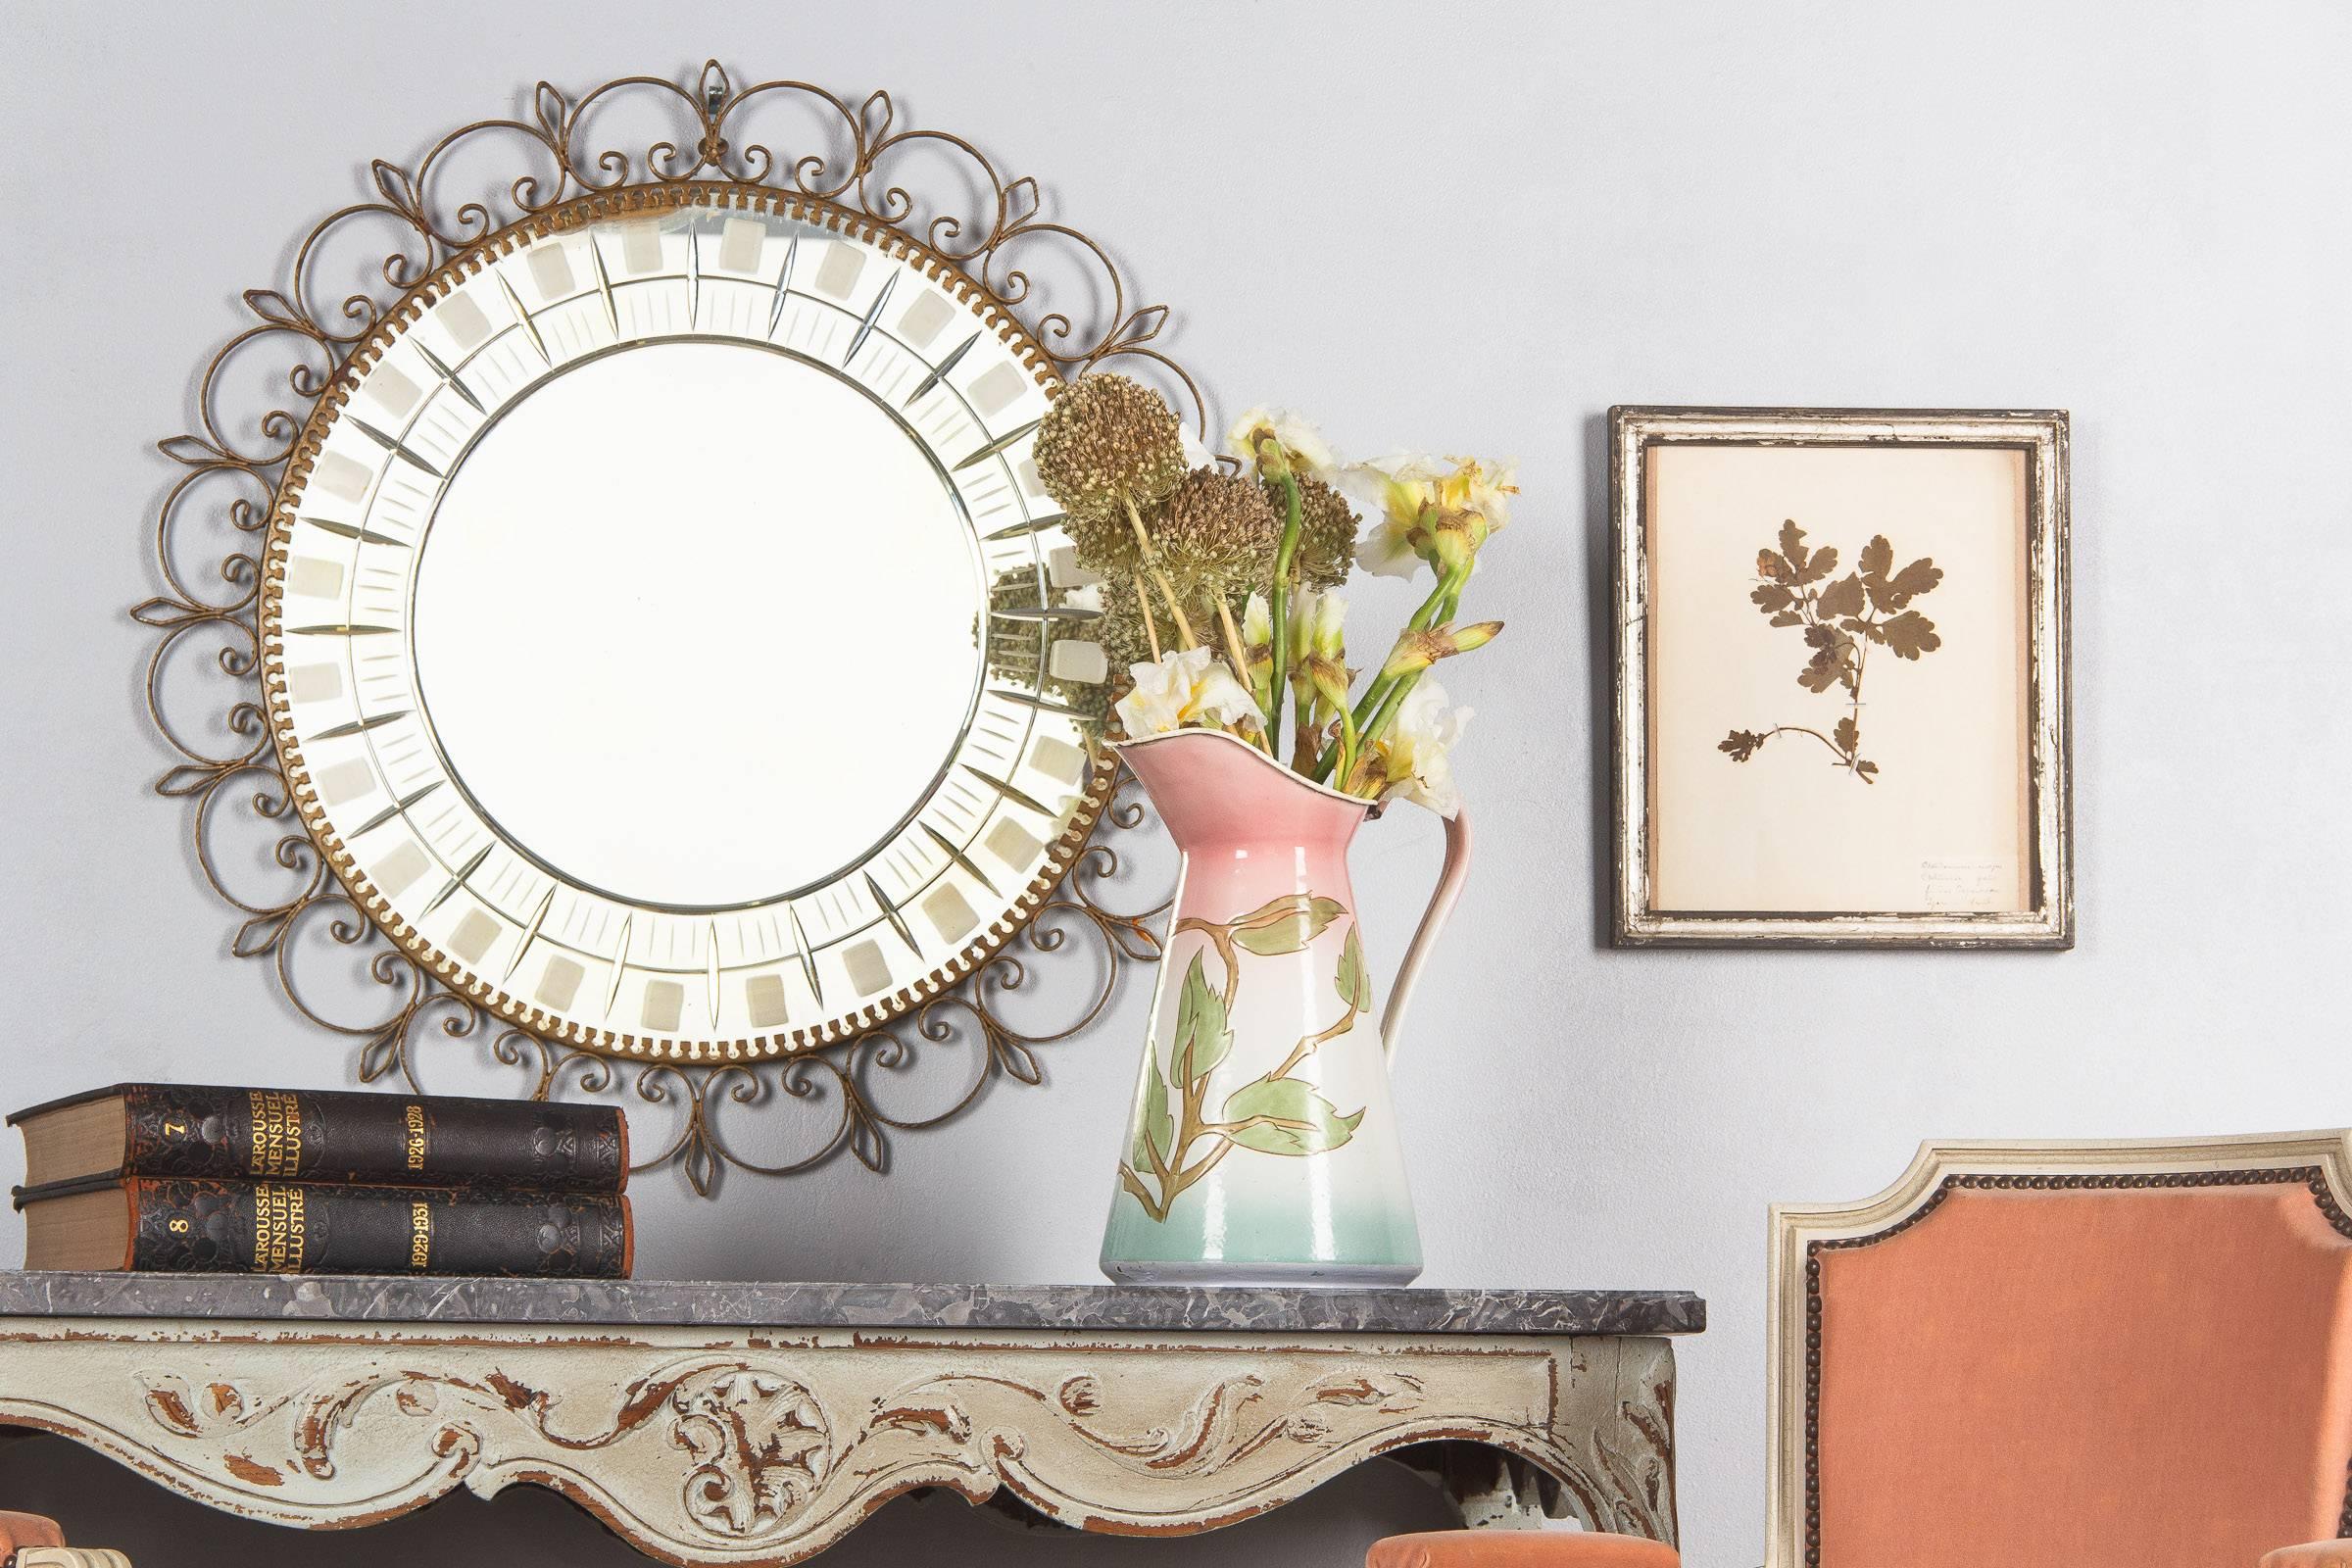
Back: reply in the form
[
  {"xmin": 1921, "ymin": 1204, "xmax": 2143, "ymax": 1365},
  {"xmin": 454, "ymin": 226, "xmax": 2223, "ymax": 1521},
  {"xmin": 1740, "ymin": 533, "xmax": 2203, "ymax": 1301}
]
[
  {"xmin": 1172, "ymin": 953, "xmax": 1235, "ymax": 1081},
  {"xmin": 1131, "ymin": 1051, "xmax": 1173, "ymax": 1173},
  {"xmin": 1229, "ymin": 894, "xmax": 1347, "ymax": 956},
  {"xmin": 1118, "ymin": 895, "xmax": 1369, "ymax": 1224},
  {"xmin": 1219, "ymin": 1076, "xmax": 1364, "ymax": 1155},
  {"xmin": 1334, "ymin": 927, "xmax": 1371, "ymax": 1014}
]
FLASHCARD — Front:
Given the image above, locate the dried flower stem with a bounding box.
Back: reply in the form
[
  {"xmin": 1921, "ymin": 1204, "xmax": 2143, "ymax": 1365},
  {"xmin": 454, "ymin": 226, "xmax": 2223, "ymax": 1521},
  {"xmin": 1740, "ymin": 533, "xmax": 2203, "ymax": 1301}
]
[
  {"xmin": 1756, "ymin": 724, "xmax": 1852, "ymax": 762},
  {"xmin": 1134, "ymin": 575, "xmax": 1163, "ymax": 662},
  {"xmin": 1123, "ymin": 496, "xmax": 1197, "ymax": 649},
  {"xmin": 1214, "ymin": 599, "xmax": 1270, "ymax": 753}
]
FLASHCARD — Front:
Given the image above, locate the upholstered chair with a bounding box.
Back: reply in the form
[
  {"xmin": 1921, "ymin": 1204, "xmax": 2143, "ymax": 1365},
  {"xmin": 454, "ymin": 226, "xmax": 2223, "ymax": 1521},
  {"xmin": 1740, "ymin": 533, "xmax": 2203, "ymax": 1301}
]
[
  {"xmin": 0, "ymin": 1510, "xmax": 130, "ymax": 1567},
  {"xmin": 0, "ymin": 1511, "xmax": 64, "ymax": 1559},
  {"xmin": 1369, "ymin": 1130, "xmax": 2352, "ymax": 1568}
]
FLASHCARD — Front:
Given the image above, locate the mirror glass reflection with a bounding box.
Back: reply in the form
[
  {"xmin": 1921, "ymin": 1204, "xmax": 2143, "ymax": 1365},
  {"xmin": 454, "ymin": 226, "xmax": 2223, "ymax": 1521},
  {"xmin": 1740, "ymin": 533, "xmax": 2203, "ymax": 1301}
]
[{"xmin": 413, "ymin": 339, "xmax": 984, "ymax": 909}]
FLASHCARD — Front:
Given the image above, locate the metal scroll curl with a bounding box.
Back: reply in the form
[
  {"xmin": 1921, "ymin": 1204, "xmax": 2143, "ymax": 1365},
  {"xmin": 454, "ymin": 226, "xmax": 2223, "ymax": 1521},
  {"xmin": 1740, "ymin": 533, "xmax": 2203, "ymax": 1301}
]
[{"xmin": 135, "ymin": 62, "xmax": 1183, "ymax": 1195}]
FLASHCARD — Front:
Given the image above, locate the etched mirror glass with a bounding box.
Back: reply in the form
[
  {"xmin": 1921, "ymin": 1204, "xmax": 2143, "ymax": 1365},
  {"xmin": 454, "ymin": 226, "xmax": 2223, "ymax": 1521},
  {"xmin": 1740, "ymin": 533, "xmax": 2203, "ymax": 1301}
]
[{"xmin": 263, "ymin": 192, "xmax": 1111, "ymax": 1059}]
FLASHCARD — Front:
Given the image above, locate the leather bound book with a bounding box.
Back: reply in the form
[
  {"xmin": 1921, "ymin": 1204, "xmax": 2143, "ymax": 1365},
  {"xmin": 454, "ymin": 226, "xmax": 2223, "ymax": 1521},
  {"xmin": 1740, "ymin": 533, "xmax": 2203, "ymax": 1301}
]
[
  {"xmin": 8, "ymin": 1084, "xmax": 627, "ymax": 1197},
  {"xmin": 20, "ymin": 1179, "xmax": 632, "ymax": 1277}
]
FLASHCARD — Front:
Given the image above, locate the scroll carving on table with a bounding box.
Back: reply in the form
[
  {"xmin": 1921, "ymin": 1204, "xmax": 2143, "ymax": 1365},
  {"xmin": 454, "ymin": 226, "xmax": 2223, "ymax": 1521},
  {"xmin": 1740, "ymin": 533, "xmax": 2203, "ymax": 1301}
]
[{"xmin": 2, "ymin": 1325, "xmax": 1678, "ymax": 1561}]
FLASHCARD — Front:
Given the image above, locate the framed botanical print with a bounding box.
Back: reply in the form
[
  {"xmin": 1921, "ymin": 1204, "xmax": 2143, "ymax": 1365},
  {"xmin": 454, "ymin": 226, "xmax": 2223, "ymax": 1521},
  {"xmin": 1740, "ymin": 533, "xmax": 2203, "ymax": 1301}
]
[{"xmin": 1610, "ymin": 408, "xmax": 2072, "ymax": 948}]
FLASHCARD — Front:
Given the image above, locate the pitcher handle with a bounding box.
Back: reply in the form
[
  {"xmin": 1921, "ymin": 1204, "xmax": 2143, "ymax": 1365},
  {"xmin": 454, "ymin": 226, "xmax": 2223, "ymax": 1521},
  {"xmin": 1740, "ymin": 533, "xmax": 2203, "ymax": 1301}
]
[{"xmin": 1380, "ymin": 807, "xmax": 1473, "ymax": 1063}]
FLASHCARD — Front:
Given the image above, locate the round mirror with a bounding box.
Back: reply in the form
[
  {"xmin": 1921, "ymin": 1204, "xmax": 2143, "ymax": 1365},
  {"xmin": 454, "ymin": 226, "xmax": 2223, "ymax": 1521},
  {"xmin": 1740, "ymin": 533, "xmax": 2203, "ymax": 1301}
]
[
  {"xmin": 263, "ymin": 190, "xmax": 1112, "ymax": 1058},
  {"xmin": 412, "ymin": 339, "xmax": 985, "ymax": 909}
]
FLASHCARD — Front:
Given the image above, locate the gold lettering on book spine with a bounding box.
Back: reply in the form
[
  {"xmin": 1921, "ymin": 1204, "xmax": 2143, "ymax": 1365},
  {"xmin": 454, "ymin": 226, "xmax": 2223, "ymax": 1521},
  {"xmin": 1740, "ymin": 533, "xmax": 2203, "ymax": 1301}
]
[
  {"xmin": 247, "ymin": 1090, "xmax": 304, "ymax": 1178},
  {"xmin": 252, "ymin": 1183, "xmax": 307, "ymax": 1271},
  {"xmin": 409, "ymin": 1201, "xmax": 432, "ymax": 1270},
  {"xmin": 404, "ymin": 1103, "xmax": 427, "ymax": 1172}
]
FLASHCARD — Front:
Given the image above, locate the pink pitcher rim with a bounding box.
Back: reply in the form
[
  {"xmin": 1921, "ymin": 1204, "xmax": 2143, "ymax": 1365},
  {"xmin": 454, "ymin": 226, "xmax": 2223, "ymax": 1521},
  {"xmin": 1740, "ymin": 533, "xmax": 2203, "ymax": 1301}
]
[{"xmin": 1110, "ymin": 727, "xmax": 1384, "ymax": 814}]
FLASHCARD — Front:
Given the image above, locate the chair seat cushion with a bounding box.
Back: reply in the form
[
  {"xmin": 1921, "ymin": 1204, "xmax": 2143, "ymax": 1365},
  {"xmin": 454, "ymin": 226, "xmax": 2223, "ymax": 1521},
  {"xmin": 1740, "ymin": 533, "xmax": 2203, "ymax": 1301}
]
[
  {"xmin": 1366, "ymin": 1530, "xmax": 1680, "ymax": 1568},
  {"xmin": 0, "ymin": 1510, "xmax": 68, "ymax": 1551},
  {"xmin": 2260, "ymin": 1544, "xmax": 2352, "ymax": 1568}
]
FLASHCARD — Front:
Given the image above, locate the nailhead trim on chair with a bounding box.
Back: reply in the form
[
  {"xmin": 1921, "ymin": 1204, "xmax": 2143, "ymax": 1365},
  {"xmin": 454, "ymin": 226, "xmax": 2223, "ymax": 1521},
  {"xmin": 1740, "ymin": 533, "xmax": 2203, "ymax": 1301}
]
[{"xmin": 1801, "ymin": 1166, "xmax": 2352, "ymax": 1563}]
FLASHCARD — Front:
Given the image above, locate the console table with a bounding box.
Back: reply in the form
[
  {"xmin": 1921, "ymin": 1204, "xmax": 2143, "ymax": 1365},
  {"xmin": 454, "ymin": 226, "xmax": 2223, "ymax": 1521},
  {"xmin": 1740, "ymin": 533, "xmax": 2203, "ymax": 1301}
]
[{"xmin": 0, "ymin": 1275, "xmax": 1701, "ymax": 1565}]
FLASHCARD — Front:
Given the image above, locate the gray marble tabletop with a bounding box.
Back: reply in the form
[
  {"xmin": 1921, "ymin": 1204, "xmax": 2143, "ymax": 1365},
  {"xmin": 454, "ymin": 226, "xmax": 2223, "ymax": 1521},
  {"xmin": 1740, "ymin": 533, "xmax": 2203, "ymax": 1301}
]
[{"xmin": 0, "ymin": 1272, "xmax": 1701, "ymax": 1336}]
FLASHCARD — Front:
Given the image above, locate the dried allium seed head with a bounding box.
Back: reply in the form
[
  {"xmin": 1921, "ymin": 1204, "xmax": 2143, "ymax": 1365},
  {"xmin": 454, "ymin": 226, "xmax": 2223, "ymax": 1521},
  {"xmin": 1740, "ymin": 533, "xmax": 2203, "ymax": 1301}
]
[
  {"xmin": 1098, "ymin": 579, "xmax": 1223, "ymax": 672},
  {"xmin": 1033, "ymin": 372, "xmax": 1186, "ymax": 529},
  {"xmin": 1155, "ymin": 467, "xmax": 1281, "ymax": 595},
  {"xmin": 1060, "ymin": 508, "xmax": 1145, "ymax": 579},
  {"xmin": 1280, "ymin": 475, "xmax": 1361, "ymax": 591},
  {"xmin": 1096, "ymin": 587, "xmax": 1158, "ymax": 671}
]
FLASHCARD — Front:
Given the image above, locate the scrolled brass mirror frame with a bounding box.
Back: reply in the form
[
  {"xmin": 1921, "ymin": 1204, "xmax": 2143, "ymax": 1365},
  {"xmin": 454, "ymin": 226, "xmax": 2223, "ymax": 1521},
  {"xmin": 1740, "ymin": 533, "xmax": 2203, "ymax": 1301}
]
[{"xmin": 137, "ymin": 62, "xmax": 1184, "ymax": 1194}]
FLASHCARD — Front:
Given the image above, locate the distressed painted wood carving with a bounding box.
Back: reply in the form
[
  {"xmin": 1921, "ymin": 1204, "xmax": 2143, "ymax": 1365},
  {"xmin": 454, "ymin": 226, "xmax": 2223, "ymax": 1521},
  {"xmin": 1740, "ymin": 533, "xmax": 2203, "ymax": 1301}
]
[{"xmin": 0, "ymin": 1319, "xmax": 1678, "ymax": 1563}]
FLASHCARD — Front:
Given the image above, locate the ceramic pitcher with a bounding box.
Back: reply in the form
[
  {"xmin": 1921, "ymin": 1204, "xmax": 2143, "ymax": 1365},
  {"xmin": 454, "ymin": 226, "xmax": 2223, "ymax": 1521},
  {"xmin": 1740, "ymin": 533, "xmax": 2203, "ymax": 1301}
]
[{"xmin": 1100, "ymin": 728, "xmax": 1472, "ymax": 1285}]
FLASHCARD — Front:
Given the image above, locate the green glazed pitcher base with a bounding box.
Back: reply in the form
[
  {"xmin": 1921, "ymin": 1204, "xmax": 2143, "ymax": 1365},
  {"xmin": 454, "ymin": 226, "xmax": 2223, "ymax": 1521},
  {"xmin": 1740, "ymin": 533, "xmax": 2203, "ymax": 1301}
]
[{"xmin": 1101, "ymin": 1256, "xmax": 1424, "ymax": 1287}]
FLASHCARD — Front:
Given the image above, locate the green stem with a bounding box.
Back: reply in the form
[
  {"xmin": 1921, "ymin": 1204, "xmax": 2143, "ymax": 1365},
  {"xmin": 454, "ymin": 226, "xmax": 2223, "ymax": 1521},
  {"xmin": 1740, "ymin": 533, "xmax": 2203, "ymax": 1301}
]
[
  {"xmin": 1265, "ymin": 470, "xmax": 1303, "ymax": 757},
  {"xmin": 1354, "ymin": 671, "xmax": 1417, "ymax": 767},
  {"xmin": 1332, "ymin": 699, "xmax": 1361, "ymax": 795},
  {"xmin": 1313, "ymin": 560, "xmax": 1469, "ymax": 783},
  {"xmin": 1417, "ymin": 564, "xmax": 1468, "ymax": 629}
]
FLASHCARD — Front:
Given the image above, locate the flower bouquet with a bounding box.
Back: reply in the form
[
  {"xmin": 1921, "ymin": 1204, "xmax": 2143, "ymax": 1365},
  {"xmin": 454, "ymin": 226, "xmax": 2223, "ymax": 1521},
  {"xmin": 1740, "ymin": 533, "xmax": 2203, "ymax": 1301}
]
[{"xmin": 1031, "ymin": 374, "xmax": 1512, "ymax": 816}]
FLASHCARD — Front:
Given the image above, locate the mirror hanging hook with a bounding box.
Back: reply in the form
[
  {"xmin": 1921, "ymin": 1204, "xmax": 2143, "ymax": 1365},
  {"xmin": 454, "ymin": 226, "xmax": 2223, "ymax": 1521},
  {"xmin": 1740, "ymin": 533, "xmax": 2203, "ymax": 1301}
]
[{"xmin": 696, "ymin": 60, "xmax": 731, "ymax": 168}]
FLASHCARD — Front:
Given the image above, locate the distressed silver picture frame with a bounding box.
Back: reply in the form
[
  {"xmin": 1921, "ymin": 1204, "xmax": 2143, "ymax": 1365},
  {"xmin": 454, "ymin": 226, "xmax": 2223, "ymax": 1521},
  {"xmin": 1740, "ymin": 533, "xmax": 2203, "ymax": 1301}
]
[{"xmin": 1610, "ymin": 407, "xmax": 2073, "ymax": 949}]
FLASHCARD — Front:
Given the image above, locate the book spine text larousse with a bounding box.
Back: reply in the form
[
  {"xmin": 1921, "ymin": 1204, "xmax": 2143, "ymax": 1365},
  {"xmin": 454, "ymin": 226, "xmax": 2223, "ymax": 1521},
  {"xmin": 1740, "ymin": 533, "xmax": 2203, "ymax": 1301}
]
[{"xmin": 122, "ymin": 1179, "xmax": 630, "ymax": 1276}]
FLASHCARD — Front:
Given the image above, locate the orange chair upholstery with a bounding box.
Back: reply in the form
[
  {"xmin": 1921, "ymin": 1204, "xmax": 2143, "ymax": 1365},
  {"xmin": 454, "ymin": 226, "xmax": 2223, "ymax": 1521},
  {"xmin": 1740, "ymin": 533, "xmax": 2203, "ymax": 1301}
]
[
  {"xmin": 1366, "ymin": 1532, "xmax": 1676, "ymax": 1567},
  {"xmin": 0, "ymin": 1511, "xmax": 68, "ymax": 1555},
  {"xmin": 2265, "ymin": 1544, "xmax": 2352, "ymax": 1568},
  {"xmin": 0, "ymin": 1509, "xmax": 131, "ymax": 1566},
  {"xmin": 1807, "ymin": 1175, "xmax": 2351, "ymax": 1565},
  {"xmin": 1773, "ymin": 1134, "xmax": 2352, "ymax": 1568},
  {"xmin": 1370, "ymin": 1132, "xmax": 2352, "ymax": 1568}
]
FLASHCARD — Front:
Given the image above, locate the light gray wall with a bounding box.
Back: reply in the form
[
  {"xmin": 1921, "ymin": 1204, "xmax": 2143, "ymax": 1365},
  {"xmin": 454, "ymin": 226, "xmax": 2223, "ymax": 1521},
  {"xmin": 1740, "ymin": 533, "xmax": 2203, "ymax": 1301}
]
[{"xmin": 3, "ymin": 3, "xmax": 2347, "ymax": 1564}]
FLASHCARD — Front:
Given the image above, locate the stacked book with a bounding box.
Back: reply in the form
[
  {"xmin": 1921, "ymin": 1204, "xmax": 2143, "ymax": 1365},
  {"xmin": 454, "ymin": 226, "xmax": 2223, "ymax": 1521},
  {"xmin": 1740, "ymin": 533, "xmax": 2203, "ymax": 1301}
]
[{"xmin": 10, "ymin": 1084, "xmax": 631, "ymax": 1277}]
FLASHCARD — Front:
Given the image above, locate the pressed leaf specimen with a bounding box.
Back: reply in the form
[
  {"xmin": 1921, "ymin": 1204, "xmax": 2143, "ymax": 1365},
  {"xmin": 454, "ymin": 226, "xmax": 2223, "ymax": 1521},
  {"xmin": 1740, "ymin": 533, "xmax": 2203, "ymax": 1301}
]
[
  {"xmin": 1118, "ymin": 893, "xmax": 1371, "ymax": 1222},
  {"xmin": 1721, "ymin": 521, "xmax": 1943, "ymax": 783}
]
